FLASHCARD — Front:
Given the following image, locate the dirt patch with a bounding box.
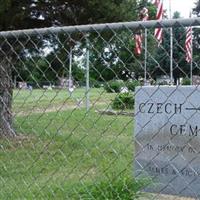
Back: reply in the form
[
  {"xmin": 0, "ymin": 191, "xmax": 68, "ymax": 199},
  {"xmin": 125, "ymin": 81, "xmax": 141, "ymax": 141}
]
[
  {"xmin": 14, "ymin": 104, "xmax": 81, "ymax": 117},
  {"xmin": 14, "ymin": 102, "xmax": 107, "ymax": 117},
  {"xmin": 96, "ymin": 109, "xmax": 133, "ymax": 116},
  {"xmin": 0, "ymin": 133, "xmax": 35, "ymax": 151}
]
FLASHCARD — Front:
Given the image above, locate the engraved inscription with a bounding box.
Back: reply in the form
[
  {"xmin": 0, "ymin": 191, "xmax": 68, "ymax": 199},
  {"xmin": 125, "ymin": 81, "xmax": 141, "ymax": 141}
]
[
  {"xmin": 138, "ymin": 102, "xmax": 183, "ymax": 114},
  {"xmin": 135, "ymin": 86, "xmax": 200, "ymax": 198}
]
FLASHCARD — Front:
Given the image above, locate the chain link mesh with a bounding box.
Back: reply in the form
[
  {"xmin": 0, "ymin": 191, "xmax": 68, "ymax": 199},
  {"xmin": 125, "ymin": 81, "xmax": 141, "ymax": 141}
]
[{"xmin": 0, "ymin": 18, "xmax": 200, "ymax": 199}]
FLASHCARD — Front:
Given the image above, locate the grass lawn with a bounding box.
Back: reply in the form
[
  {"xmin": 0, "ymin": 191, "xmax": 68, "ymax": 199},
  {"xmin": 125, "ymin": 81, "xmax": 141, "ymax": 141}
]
[
  {"xmin": 0, "ymin": 88, "xmax": 146, "ymax": 199},
  {"xmin": 13, "ymin": 88, "xmax": 115, "ymax": 114}
]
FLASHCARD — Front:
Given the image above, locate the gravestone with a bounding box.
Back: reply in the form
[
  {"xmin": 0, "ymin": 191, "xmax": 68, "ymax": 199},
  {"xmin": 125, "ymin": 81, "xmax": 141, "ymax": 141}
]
[
  {"xmin": 59, "ymin": 77, "xmax": 74, "ymax": 89},
  {"xmin": 192, "ymin": 75, "xmax": 200, "ymax": 85},
  {"xmin": 135, "ymin": 86, "xmax": 200, "ymax": 198},
  {"xmin": 18, "ymin": 81, "xmax": 27, "ymax": 89}
]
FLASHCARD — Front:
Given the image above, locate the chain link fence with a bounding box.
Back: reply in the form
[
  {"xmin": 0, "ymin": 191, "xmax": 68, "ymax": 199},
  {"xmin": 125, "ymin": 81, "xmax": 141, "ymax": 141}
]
[{"xmin": 0, "ymin": 18, "xmax": 200, "ymax": 199}]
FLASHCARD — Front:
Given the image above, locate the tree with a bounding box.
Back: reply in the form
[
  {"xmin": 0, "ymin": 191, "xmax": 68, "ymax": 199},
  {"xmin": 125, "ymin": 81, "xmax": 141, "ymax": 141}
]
[
  {"xmin": 193, "ymin": 0, "xmax": 200, "ymax": 17},
  {"xmin": 85, "ymin": 1, "xmax": 157, "ymax": 82},
  {"xmin": 147, "ymin": 11, "xmax": 188, "ymax": 83},
  {"xmin": 192, "ymin": 0, "xmax": 200, "ymax": 76},
  {"xmin": 0, "ymin": 0, "xmax": 141, "ymax": 136},
  {"xmin": 0, "ymin": 0, "xmax": 139, "ymax": 31},
  {"xmin": 0, "ymin": 42, "xmax": 15, "ymax": 136}
]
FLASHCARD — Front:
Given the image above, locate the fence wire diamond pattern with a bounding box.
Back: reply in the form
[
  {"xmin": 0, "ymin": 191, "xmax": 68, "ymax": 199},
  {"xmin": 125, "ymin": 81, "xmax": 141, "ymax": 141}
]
[{"xmin": 0, "ymin": 18, "xmax": 200, "ymax": 199}]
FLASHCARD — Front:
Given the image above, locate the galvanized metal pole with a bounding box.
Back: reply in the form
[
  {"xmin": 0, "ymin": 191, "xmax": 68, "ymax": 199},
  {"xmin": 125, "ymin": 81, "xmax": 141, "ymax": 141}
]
[
  {"xmin": 86, "ymin": 36, "xmax": 90, "ymax": 111},
  {"xmin": 69, "ymin": 47, "xmax": 72, "ymax": 91},
  {"xmin": 170, "ymin": 28, "xmax": 173, "ymax": 84},
  {"xmin": 169, "ymin": 0, "xmax": 173, "ymax": 85},
  {"xmin": 144, "ymin": 29, "xmax": 148, "ymax": 85},
  {"xmin": 190, "ymin": 29, "xmax": 193, "ymax": 85}
]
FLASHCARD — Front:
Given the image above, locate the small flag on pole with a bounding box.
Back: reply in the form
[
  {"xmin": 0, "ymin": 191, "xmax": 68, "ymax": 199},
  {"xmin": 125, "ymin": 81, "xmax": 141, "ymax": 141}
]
[
  {"xmin": 141, "ymin": 7, "xmax": 149, "ymax": 21},
  {"xmin": 135, "ymin": 34, "xmax": 142, "ymax": 55},
  {"xmin": 134, "ymin": 7, "xmax": 149, "ymax": 55},
  {"xmin": 185, "ymin": 27, "xmax": 193, "ymax": 63},
  {"xmin": 154, "ymin": 0, "xmax": 163, "ymax": 44}
]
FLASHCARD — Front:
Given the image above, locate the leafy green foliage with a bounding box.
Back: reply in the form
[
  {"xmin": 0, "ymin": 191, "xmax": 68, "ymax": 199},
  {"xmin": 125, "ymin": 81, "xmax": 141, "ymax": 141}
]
[
  {"xmin": 112, "ymin": 92, "xmax": 134, "ymax": 110},
  {"xmin": 72, "ymin": 64, "xmax": 85, "ymax": 82},
  {"xmin": 181, "ymin": 77, "xmax": 191, "ymax": 85},
  {"xmin": 1, "ymin": 0, "xmax": 148, "ymax": 87},
  {"xmin": 104, "ymin": 79, "xmax": 140, "ymax": 93},
  {"xmin": 148, "ymin": 11, "xmax": 188, "ymax": 82},
  {"xmin": 193, "ymin": 0, "xmax": 200, "ymax": 17},
  {"xmin": 126, "ymin": 80, "xmax": 141, "ymax": 91},
  {"xmin": 89, "ymin": 77, "xmax": 103, "ymax": 88},
  {"xmin": 0, "ymin": 0, "xmax": 138, "ymax": 31},
  {"xmin": 104, "ymin": 80, "xmax": 125, "ymax": 93}
]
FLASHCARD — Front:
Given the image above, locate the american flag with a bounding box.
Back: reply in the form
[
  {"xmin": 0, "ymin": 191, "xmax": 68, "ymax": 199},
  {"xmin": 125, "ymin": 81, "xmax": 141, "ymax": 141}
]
[
  {"xmin": 134, "ymin": 7, "xmax": 149, "ymax": 55},
  {"xmin": 154, "ymin": 0, "xmax": 163, "ymax": 44},
  {"xmin": 135, "ymin": 34, "xmax": 142, "ymax": 55},
  {"xmin": 185, "ymin": 27, "xmax": 193, "ymax": 63}
]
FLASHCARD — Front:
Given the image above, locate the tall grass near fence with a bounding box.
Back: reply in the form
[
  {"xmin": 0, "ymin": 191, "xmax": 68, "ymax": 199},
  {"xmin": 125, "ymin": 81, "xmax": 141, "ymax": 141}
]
[{"xmin": 0, "ymin": 89, "xmax": 147, "ymax": 199}]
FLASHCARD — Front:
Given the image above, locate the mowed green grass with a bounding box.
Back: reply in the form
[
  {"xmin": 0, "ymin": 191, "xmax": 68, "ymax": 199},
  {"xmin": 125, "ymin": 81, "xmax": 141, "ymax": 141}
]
[
  {"xmin": 13, "ymin": 88, "xmax": 115, "ymax": 113},
  {"xmin": 0, "ymin": 88, "xmax": 143, "ymax": 199}
]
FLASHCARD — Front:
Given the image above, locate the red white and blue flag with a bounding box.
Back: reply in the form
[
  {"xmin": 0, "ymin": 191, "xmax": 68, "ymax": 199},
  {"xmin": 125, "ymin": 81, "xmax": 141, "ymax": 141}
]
[
  {"xmin": 154, "ymin": 0, "xmax": 164, "ymax": 45},
  {"xmin": 185, "ymin": 27, "xmax": 193, "ymax": 63},
  {"xmin": 134, "ymin": 7, "xmax": 149, "ymax": 55}
]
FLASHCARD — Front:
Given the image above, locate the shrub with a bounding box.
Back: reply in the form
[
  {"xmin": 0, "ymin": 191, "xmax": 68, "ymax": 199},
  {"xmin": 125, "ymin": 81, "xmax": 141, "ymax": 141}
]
[
  {"xmin": 126, "ymin": 80, "xmax": 141, "ymax": 91},
  {"xmin": 112, "ymin": 92, "xmax": 134, "ymax": 110},
  {"xmin": 104, "ymin": 80, "xmax": 124, "ymax": 93},
  {"xmin": 90, "ymin": 77, "xmax": 102, "ymax": 88},
  {"xmin": 181, "ymin": 77, "xmax": 191, "ymax": 85},
  {"xmin": 93, "ymin": 82, "xmax": 102, "ymax": 88}
]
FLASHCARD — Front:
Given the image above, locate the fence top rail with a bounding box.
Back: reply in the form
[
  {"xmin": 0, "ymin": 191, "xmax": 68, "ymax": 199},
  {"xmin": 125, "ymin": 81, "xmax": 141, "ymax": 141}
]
[{"xmin": 0, "ymin": 18, "xmax": 200, "ymax": 38}]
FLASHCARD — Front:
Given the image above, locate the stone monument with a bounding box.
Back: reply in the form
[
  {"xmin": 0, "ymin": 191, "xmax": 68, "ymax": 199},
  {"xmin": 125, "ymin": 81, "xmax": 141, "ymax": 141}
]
[{"xmin": 135, "ymin": 86, "xmax": 200, "ymax": 198}]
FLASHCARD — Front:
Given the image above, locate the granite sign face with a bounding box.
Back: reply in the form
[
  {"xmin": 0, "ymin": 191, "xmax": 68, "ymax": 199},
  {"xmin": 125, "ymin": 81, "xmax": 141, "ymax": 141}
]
[{"xmin": 135, "ymin": 86, "xmax": 200, "ymax": 198}]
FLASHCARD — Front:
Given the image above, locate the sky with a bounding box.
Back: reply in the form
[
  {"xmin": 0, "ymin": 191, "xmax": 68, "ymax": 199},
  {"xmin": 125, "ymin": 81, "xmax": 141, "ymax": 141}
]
[{"xmin": 163, "ymin": 0, "xmax": 197, "ymax": 18}]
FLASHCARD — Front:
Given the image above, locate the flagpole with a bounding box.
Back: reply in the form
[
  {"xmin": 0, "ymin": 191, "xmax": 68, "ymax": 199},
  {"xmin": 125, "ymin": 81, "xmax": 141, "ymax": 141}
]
[
  {"xmin": 86, "ymin": 35, "xmax": 90, "ymax": 111},
  {"xmin": 144, "ymin": 28, "xmax": 147, "ymax": 85},
  {"xmin": 170, "ymin": 29, "xmax": 173, "ymax": 85},
  {"xmin": 190, "ymin": 28, "xmax": 193, "ymax": 85},
  {"xmin": 142, "ymin": 7, "xmax": 149, "ymax": 86},
  {"xmin": 69, "ymin": 47, "xmax": 72, "ymax": 91},
  {"xmin": 169, "ymin": 0, "xmax": 173, "ymax": 85}
]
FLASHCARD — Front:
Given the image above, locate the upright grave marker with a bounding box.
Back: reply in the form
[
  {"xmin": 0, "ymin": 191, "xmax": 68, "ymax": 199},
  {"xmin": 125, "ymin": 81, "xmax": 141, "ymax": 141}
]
[{"xmin": 135, "ymin": 86, "xmax": 200, "ymax": 198}]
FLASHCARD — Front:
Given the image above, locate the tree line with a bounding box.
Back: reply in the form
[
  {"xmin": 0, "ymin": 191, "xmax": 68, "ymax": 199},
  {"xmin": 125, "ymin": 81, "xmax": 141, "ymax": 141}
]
[
  {"xmin": 1, "ymin": 0, "xmax": 198, "ymax": 86},
  {"xmin": 0, "ymin": 0, "xmax": 200, "ymax": 136}
]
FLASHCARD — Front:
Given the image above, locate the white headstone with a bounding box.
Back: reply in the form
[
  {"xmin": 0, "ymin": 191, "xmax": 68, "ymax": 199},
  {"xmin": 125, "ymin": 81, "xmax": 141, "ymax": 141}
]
[{"xmin": 120, "ymin": 87, "xmax": 129, "ymax": 93}]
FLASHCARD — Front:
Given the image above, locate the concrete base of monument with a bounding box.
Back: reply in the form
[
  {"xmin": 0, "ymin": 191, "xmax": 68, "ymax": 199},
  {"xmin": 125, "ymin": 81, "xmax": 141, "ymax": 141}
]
[{"xmin": 139, "ymin": 193, "xmax": 194, "ymax": 200}]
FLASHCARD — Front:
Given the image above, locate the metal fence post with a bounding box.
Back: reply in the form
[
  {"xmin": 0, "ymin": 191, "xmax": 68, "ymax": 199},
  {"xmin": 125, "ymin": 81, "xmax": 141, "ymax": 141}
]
[
  {"xmin": 69, "ymin": 47, "xmax": 72, "ymax": 93},
  {"xmin": 170, "ymin": 27, "xmax": 173, "ymax": 85},
  {"xmin": 144, "ymin": 29, "xmax": 147, "ymax": 85},
  {"xmin": 86, "ymin": 35, "xmax": 90, "ymax": 111}
]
